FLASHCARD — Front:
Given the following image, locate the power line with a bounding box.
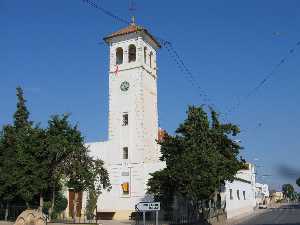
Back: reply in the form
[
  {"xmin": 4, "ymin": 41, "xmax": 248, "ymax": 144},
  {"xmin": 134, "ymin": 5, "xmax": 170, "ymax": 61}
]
[
  {"xmin": 227, "ymin": 40, "xmax": 300, "ymax": 115},
  {"xmin": 82, "ymin": 0, "xmax": 130, "ymax": 25},
  {"xmin": 81, "ymin": 0, "xmax": 217, "ymax": 109},
  {"xmin": 80, "ymin": 0, "xmax": 300, "ymax": 142}
]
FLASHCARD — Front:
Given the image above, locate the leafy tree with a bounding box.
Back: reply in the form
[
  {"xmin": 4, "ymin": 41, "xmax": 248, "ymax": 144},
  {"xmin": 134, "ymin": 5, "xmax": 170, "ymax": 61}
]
[
  {"xmin": 12, "ymin": 87, "xmax": 49, "ymax": 208},
  {"xmin": 0, "ymin": 87, "xmax": 49, "ymax": 219},
  {"xmin": 0, "ymin": 125, "xmax": 20, "ymax": 220},
  {"xmin": 13, "ymin": 87, "xmax": 32, "ymax": 129},
  {"xmin": 53, "ymin": 192, "xmax": 68, "ymax": 218},
  {"xmin": 148, "ymin": 106, "xmax": 242, "ymax": 220},
  {"xmin": 45, "ymin": 115, "xmax": 111, "ymax": 221},
  {"xmin": 39, "ymin": 114, "xmax": 111, "ymax": 221},
  {"xmin": 44, "ymin": 114, "xmax": 84, "ymax": 219},
  {"xmin": 86, "ymin": 188, "xmax": 98, "ymax": 220},
  {"xmin": 282, "ymin": 184, "xmax": 295, "ymax": 200},
  {"xmin": 66, "ymin": 152, "xmax": 111, "ymax": 221},
  {"xmin": 44, "ymin": 191, "xmax": 68, "ymax": 219},
  {"xmin": 0, "ymin": 87, "xmax": 111, "ymax": 221}
]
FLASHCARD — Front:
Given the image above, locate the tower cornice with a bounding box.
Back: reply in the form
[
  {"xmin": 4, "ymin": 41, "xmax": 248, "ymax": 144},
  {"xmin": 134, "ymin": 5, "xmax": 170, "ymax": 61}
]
[{"xmin": 103, "ymin": 24, "xmax": 161, "ymax": 48}]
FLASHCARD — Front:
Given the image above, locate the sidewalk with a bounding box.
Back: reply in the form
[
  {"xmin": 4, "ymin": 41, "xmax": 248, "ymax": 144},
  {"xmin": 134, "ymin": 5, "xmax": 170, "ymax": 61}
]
[{"xmin": 0, "ymin": 222, "xmax": 13, "ymax": 225}]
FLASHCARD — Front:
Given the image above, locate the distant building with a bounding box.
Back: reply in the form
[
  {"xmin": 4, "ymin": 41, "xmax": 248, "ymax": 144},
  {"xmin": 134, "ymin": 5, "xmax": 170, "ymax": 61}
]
[
  {"xmin": 222, "ymin": 163, "xmax": 256, "ymax": 219},
  {"xmin": 271, "ymin": 191, "xmax": 284, "ymax": 203},
  {"xmin": 255, "ymin": 183, "xmax": 269, "ymax": 204}
]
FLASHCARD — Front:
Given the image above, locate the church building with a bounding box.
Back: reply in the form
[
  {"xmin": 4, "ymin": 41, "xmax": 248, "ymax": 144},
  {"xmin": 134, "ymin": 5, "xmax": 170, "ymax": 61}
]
[{"xmin": 70, "ymin": 20, "xmax": 165, "ymax": 220}]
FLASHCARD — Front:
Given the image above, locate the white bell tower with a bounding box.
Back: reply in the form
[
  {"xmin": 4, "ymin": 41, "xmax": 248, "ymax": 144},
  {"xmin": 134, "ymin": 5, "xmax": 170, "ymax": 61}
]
[
  {"xmin": 104, "ymin": 20, "xmax": 161, "ymax": 165},
  {"xmin": 86, "ymin": 21, "xmax": 165, "ymax": 219}
]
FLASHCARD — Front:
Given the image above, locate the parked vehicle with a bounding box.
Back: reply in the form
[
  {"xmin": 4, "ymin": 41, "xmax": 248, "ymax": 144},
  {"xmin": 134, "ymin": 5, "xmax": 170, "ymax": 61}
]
[{"xmin": 259, "ymin": 202, "xmax": 267, "ymax": 209}]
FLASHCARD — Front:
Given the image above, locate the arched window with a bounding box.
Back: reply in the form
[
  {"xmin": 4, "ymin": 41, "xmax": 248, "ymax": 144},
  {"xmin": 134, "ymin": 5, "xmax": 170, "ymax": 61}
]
[
  {"xmin": 149, "ymin": 51, "xmax": 153, "ymax": 68},
  {"xmin": 128, "ymin": 44, "xmax": 136, "ymax": 62},
  {"xmin": 116, "ymin": 47, "xmax": 123, "ymax": 65},
  {"xmin": 144, "ymin": 47, "xmax": 147, "ymax": 64}
]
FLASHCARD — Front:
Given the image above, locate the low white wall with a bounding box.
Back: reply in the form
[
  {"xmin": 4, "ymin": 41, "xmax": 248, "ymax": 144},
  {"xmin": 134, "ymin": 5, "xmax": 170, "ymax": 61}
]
[{"xmin": 224, "ymin": 180, "xmax": 256, "ymax": 219}]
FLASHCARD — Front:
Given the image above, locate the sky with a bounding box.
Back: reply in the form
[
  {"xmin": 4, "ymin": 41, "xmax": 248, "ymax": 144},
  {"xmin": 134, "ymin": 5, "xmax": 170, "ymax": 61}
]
[{"xmin": 1, "ymin": 0, "xmax": 300, "ymax": 191}]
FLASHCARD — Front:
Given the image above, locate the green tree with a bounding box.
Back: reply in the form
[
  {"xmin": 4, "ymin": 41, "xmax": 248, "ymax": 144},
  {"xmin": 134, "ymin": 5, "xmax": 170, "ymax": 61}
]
[
  {"xmin": 44, "ymin": 191, "xmax": 68, "ymax": 219},
  {"xmin": 42, "ymin": 114, "xmax": 111, "ymax": 221},
  {"xmin": 86, "ymin": 188, "xmax": 98, "ymax": 220},
  {"xmin": 0, "ymin": 87, "xmax": 111, "ymax": 221},
  {"xmin": 66, "ymin": 152, "xmax": 111, "ymax": 221},
  {"xmin": 282, "ymin": 184, "xmax": 295, "ymax": 200},
  {"xmin": 13, "ymin": 87, "xmax": 31, "ymax": 129},
  {"xmin": 0, "ymin": 125, "xmax": 20, "ymax": 220},
  {"xmin": 44, "ymin": 114, "xmax": 84, "ymax": 219},
  {"xmin": 44, "ymin": 115, "xmax": 111, "ymax": 221},
  {"xmin": 148, "ymin": 106, "xmax": 243, "ymax": 220},
  {"xmin": 12, "ymin": 87, "xmax": 48, "ymax": 208},
  {"xmin": 0, "ymin": 87, "xmax": 49, "ymax": 215}
]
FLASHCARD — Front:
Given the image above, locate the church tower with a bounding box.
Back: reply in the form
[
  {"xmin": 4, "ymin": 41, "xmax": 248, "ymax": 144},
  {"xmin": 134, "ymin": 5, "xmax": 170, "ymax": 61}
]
[
  {"xmin": 68, "ymin": 20, "xmax": 165, "ymax": 220},
  {"xmin": 86, "ymin": 20, "xmax": 165, "ymax": 219},
  {"xmin": 104, "ymin": 20, "xmax": 161, "ymax": 165}
]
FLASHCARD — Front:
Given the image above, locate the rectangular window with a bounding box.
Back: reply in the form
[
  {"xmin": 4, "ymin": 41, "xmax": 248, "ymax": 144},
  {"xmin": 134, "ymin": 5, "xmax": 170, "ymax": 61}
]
[
  {"xmin": 237, "ymin": 190, "xmax": 240, "ymax": 200},
  {"xmin": 123, "ymin": 147, "xmax": 128, "ymax": 159},
  {"xmin": 121, "ymin": 182, "xmax": 129, "ymax": 195},
  {"xmin": 243, "ymin": 191, "xmax": 246, "ymax": 200},
  {"xmin": 230, "ymin": 189, "xmax": 233, "ymax": 200},
  {"xmin": 122, "ymin": 113, "xmax": 128, "ymax": 126}
]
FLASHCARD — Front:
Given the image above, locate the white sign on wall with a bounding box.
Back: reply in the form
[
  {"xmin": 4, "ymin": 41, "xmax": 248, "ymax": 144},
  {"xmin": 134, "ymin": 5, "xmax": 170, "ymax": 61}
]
[{"xmin": 136, "ymin": 202, "xmax": 160, "ymax": 211}]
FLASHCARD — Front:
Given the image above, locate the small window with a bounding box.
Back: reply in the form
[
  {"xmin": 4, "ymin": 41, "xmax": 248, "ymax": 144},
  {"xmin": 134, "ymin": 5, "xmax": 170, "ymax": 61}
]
[
  {"xmin": 149, "ymin": 51, "xmax": 153, "ymax": 68},
  {"xmin": 121, "ymin": 182, "xmax": 129, "ymax": 195},
  {"xmin": 230, "ymin": 189, "xmax": 233, "ymax": 200},
  {"xmin": 128, "ymin": 44, "xmax": 136, "ymax": 62},
  {"xmin": 144, "ymin": 47, "xmax": 147, "ymax": 64},
  {"xmin": 123, "ymin": 147, "xmax": 128, "ymax": 159},
  {"xmin": 122, "ymin": 113, "xmax": 128, "ymax": 126},
  {"xmin": 116, "ymin": 47, "xmax": 123, "ymax": 65},
  {"xmin": 243, "ymin": 191, "xmax": 246, "ymax": 200},
  {"xmin": 237, "ymin": 190, "xmax": 240, "ymax": 200}
]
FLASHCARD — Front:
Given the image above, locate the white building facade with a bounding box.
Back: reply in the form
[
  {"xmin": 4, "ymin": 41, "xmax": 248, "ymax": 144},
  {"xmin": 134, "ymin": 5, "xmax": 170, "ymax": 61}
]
[
  {"xmin": 222, "ymin": 163, "xmax": 257, "ymax": 219},
  {"xmin": 82, "ymin": 22, "xmax": 165, "ymax": 220}
]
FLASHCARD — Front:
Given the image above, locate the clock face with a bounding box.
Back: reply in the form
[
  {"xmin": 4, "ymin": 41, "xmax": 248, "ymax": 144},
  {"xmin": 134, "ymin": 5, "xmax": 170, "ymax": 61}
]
[{"xmin": 120, "ymin": 81, "xmax": 130, "ymax": 91}]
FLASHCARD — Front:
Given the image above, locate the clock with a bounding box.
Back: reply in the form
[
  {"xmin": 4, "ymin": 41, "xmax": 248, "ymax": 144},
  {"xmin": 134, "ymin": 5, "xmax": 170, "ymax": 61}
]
[{"xmin": 120, "ymin": 81, "xmax": 130, "ymax": 91}]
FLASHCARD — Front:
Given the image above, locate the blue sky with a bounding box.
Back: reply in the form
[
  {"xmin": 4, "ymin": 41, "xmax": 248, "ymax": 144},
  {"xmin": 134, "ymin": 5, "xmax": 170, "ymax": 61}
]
[{"xmin": 1, "ymin": 0, "xmax": 300, "ymax": 190}]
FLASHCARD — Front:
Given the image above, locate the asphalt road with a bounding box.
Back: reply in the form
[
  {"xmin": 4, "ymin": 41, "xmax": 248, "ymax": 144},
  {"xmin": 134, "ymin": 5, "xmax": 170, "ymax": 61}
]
[{"xmin": 238, "ymin": 203, "xmax": 300, "ymax": 225}]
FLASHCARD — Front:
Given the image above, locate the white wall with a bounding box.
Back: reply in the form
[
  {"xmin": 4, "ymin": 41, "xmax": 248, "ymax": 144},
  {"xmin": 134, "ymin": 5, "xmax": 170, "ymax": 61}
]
[
  {"xmin": 224, "ymin": 164, "xmax": 256, "ymax": 219},
  {"xmin": 90, "ymin": 161, "xmax": 165, "ymax": 212},
  {"xmin": 224, "ymin": 180, "xmax": 256, "ymax": 219}
]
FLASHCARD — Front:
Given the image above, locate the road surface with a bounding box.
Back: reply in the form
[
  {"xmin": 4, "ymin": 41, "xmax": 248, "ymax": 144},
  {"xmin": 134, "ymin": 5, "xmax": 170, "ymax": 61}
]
[{"xmin": 238, "ymin": 203, "xmax": 300, "ymax": 225}]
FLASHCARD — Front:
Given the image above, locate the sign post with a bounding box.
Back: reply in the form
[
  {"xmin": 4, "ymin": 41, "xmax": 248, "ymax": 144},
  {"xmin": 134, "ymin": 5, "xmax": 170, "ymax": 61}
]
[{"xmin": 136, "ymin": 202, "xmax": 160, "ymax": 225}]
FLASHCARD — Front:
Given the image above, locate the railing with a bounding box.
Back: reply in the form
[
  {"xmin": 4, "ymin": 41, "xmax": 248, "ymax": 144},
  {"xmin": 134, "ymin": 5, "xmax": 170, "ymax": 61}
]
[
  {"xmin": 0, "ymin": 205, "xmax": 33, "ymax": 221},
  {"xmin": 133, "ymin": 201, "xmax": 226, "ymax": 225}
]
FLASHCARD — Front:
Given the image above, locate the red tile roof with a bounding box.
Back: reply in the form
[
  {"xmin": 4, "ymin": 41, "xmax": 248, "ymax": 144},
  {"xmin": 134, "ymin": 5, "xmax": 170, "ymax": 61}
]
[{"xmin": 103, "ymin": 23, "xmax": 161, "ymax": 48}]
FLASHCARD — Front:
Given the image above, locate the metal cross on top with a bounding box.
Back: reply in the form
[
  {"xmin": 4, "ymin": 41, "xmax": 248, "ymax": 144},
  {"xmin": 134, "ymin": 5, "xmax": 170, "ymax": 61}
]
[{"xmin": 129, "ymin": 0, "xmax": 137, "ymax": 24}]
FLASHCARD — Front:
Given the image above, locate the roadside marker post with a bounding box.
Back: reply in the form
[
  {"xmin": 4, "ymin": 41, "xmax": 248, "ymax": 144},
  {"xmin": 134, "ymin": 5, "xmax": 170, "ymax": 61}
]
[{"xmin": 136, "ymin": 202, "xmax": 160, "ymax": 225}]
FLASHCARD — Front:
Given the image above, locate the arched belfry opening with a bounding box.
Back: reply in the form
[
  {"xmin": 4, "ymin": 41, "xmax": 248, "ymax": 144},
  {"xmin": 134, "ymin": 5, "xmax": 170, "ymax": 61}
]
[
  {"xmin": 116, "ymin": 47, "xmax": 123, "ymax": 65},
  {"xmin": 128, "ymin": 44, "xmax": 136, "ymax": 62}
]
